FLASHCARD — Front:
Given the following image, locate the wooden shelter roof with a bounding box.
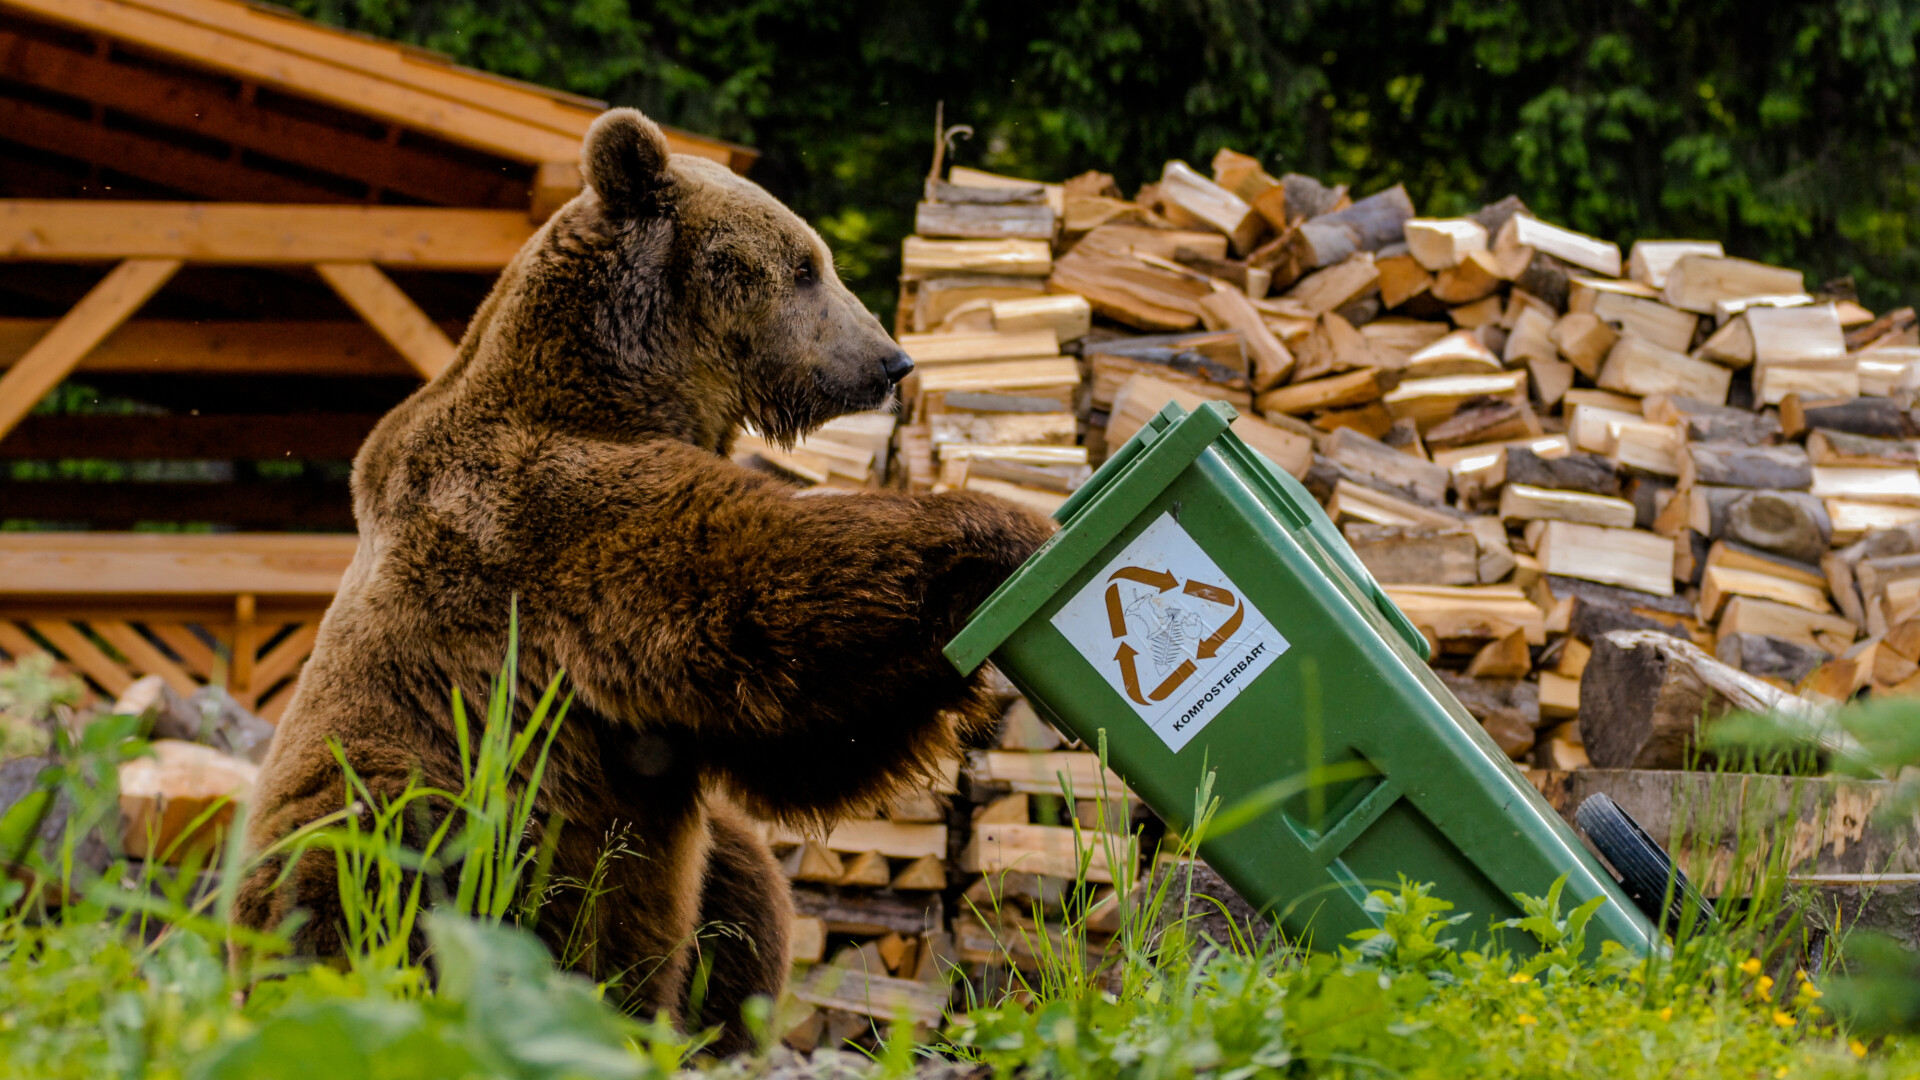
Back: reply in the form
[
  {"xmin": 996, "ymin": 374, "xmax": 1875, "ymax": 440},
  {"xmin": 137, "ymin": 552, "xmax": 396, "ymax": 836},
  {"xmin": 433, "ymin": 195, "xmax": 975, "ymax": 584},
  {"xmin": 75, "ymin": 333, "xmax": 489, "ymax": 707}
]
[
  {"xmin": 0, "ymin": 0, "xmax": 756, "ymax": 536},
  {"xmin": 0, "ymin": 0, "xmax": 754, "ymax": 209}
]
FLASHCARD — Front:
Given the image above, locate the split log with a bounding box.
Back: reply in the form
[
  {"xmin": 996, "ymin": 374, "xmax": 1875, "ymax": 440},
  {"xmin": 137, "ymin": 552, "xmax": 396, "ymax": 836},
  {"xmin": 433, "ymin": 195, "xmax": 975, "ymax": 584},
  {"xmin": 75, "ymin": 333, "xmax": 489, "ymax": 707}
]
[
  {"xmin": 1679, "ymin": 442, "xmax": 1813, "ymax": 491},
  {"xmin": 1567, "ymin": 596, "xmax": 1690, "ymax": 645},
  {"xmin": 1810, "ymin": 466, "xmax": 1920, "ymax": 507},
  {"xmin": 1719, "ymin": 596, "xmax": 1858, "ymax": 656},
  {"xmin": 1578, "ymin": 629, "xmax": 1821, "ymax": 769},
  {"xmin": 1504, "ymin": 447, "xmax": 1620, "ymax": 496},
  {"xmin": 1662, "ymin": 255, "xmax": 1805, "ymax": 314},
  {"xmin": 1723, "ymin": 490, "xmax": 1832, "ymax": 563},
  {"xmin": 1310, "ymin": 184, "xmax": 1416, "ymax": 252},
  {"xmin": 1425, "ymin": 397, "xmax": 1536, "ymax": 450},
  {"xmin": 1320, "ymin": 426, "xmax": 1450, "ymax": 504},
  {"xmin": 1628, "ymin": 240, "xmax": 1724, "ymax": 290},
  {"xmin": 1280, "ymin": 173, "xmax": 1347, "ymax": 221},
  {"xmin": 1847, "ymin": 306, "xmax": 1918, "ymax": 351},
  {"xmin": 1755, "ymin": 363, "xmax": 1860, "ymax": 407},
  {"xmin": 1641, "ymin": 395, "xmax": 1781, "ymax": 445},
  {"xmin": 1598, "ymin": 335, "xmax": 1732, "ymax": 403},
  {"xmin": 1342, "ymin": 524, "xmax": 1479, "ymax": 585},
  {"xmin": 1404, "ymin": 218, "xmax": 1489, "ymax": 270},
  {"xmin": 1438, "ymin": 671, "xmax": 1540, "ymax": 731},
  {"xmin": 915, "ymin": 201, "xmax": 1056, "ymax": 241},
  {"xmin": 1497, "ymin": 215, "xmax": 1622, "ymax": 277},
  {"xmin": 1716, "ymin": 632, "xmax": 1829, "ymax": 684},
  {"xmin": 1281, "ymin": 253, "xmax": 1380, "ymax": 314},
  {"xmin": 1375, "ymin": 248, "xmax": 1434, "ymax": 308},
  {"xmin": 1499, "ymin": 484, "xmax": 1637, "ymax": 528},
  {"xmin": 903, "ymin": 237, "xmax": 1053, "ymax": 278},
  {"xmin": 1807, "ymin": 428, "xmax": 1920, "ymax": 468},
  {"xmin": 1514, "ymin": 251, "xmax": 1574, "ymax": 311},
  {"xmin": 1534, "ymin": 520, "xmax": 1675, "ymax": 596},
  {"xmin": 1466, "ymin": 195, "xmax": 1530, "ymax": 236},
  {"xmin": 1256, "ymin": 368, "xmax": 1393, "ymax": 416},
  {"xmin": 1550, "ymin": 312, "xmax": 1620, "ymax": 378},
  {"xmin": 1466, "ymin": 627, "xmax": 1533, "ymax": 678},
  {"xmin": 1747, "ymin": 304, "xmax": 1846, "ymax": 365},
  {"xmin": 788, "ymin": 887, "xmax": 945, "ymax": 937},
  {"xmin": 1782, "ymin": 396, "xmax": 1913, "ymax": 440},
  {"xmin": 1159, "ymin": 161, "xmax": 1266, "ymax": 255},
  {"xmin": 1698, "ymin": 563, "xmax": 1832, "ymax": 622},
  {"xmin": 1196, "ymin": 287, "xmax": 1293, "ymax": 390},
  {"xmin": 1429, "ymin": 249, "xmax": 1506, "ymax": 304},
  {"xmin": 1587, "ymin": 290, "xmax": 1697, "ymax": 353}
]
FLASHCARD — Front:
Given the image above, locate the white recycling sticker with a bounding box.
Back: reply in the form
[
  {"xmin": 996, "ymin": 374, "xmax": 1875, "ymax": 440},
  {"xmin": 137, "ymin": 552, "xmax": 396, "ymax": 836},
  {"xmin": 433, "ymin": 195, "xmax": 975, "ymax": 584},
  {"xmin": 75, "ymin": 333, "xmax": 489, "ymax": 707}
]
[{"xmin": 1050, "ymin": 512, "xmax": 1288, "ymax": 752}]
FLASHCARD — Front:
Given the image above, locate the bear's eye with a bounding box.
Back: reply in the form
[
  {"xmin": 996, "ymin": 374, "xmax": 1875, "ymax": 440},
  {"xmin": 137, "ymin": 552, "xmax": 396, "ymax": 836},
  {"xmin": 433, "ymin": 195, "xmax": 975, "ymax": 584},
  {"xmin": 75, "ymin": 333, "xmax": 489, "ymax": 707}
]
[{"xmin": 793, "ymin": 260, "xmax": 815, "ymax": 286}]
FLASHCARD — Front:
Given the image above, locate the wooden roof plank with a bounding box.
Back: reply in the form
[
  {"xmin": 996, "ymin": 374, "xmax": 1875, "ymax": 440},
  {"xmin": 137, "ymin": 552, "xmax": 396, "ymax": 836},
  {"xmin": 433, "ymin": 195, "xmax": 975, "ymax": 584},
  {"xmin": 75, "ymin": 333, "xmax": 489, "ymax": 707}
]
[
  {"xmin": 0, "ymin": 95, "xmax": 350, "ymax": 204},
  {"xmin": 4, "ymin": 0, "xmax": 748, "ymax": 167},
  {"xmin": 0, "ymin": 532, "xmax": 358, "ymax": 596},
  {"xmin": 9, "ymin": 0, "xmax": 585, "ymax": 163},
  {"xmin": 0, "ymin": 28, "xmax": 528, "ymax": 206},
  {"xmin": 1, "ymin": 200, "xmax": 536, "ymax": 268}
]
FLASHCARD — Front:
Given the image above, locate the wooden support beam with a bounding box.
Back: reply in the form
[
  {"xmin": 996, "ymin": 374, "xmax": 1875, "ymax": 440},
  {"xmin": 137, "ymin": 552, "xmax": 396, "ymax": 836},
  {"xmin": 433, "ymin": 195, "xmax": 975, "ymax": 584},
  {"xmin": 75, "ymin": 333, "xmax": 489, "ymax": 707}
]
[
  {"xmin": 0, "ymin": 318, "xmax": 422, "ymax": 377},
  {"xmin": 316, "ymin": 262, "xmax": 457, "ymax": 379},
  {"xmin": 231, "ymin": 593, "xmax": 257, "ymax": 707},
  {"xmin": 0, "ymin": 533, "xmax": 356, "ymax": 597},
  {"xmin": 0, "ymin": 29, "xmax": 530, "ymax": 208},
  {"xmin": 0, "ymin": 480, "xmax": 354, "ymax": 530},
  {"xmin": 0, "ymin": 95, "xmax": 347, "ymax": 204},
  {"xmin": 0, "ymin": 258, "xmax": 179, "ymax": 439},
  {"xmin": 1, "ymin": 201, "xmax": 534, "ymax": 269},
  {"xmin": 0, "ymin": 413, "xmax": 382, "ymax": 460}
]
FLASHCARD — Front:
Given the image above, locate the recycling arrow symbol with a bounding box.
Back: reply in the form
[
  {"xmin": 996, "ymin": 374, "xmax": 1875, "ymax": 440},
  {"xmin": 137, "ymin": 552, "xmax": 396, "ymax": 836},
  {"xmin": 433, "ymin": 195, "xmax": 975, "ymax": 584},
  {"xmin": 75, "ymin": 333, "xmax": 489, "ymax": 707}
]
[{"xmin": 1104, "ymin": 565, "xmax": 1245, "ymax": 706}]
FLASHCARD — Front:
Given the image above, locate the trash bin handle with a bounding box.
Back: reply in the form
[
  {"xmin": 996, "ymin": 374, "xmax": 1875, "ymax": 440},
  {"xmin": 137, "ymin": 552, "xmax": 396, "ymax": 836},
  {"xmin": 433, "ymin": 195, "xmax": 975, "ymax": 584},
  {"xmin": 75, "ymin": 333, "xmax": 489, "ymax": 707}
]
[{"xmin": 944, "ymin": 401, "xmax": 1233, "ymax": 675}]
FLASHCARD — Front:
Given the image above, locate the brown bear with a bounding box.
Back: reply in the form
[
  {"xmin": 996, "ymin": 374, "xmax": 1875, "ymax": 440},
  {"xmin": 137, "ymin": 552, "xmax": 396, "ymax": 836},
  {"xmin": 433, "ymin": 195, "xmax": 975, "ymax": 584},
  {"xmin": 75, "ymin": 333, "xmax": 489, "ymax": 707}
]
[{"xmin": 235, "ymin": 107, "xmax": 1053, "ymax": 1052}]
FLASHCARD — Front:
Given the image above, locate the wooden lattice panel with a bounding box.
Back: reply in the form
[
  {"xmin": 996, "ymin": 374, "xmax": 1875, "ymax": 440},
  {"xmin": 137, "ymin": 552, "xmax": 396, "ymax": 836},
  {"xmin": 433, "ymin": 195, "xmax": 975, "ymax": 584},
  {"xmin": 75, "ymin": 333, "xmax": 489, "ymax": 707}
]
[{"xmin": 0, "ymin": 615, "xmax": 318, "ymax": 723}]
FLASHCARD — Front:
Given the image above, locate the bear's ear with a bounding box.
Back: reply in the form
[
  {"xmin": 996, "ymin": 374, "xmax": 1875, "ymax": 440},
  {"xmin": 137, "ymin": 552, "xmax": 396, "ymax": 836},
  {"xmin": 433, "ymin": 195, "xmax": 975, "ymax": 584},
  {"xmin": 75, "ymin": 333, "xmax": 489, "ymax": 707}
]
[{"xmin": 582, "ymin": 108, "xmax": 672, "ymax": 219}]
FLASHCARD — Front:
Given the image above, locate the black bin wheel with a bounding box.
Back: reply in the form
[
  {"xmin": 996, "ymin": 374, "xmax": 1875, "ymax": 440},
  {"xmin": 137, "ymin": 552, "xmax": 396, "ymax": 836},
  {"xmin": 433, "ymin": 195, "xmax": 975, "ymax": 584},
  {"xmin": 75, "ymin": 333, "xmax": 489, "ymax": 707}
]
[{"xmin": 1576, "ymin": 793, "xmax": 1715, "ymax": 934}]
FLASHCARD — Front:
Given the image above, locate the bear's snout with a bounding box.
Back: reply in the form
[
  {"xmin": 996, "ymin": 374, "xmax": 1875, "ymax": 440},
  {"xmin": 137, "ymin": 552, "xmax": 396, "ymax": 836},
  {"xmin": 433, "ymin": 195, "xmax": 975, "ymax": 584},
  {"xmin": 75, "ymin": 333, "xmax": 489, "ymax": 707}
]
[{"xmin": 881, "ymin": 350, "xmax": 914, "ymax": 384}]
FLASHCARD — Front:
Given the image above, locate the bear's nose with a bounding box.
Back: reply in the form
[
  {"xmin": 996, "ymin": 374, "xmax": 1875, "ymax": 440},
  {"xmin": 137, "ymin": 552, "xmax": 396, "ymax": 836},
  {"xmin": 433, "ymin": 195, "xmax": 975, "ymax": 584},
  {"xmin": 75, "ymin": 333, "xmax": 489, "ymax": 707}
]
[{"xmin": 881, "ymin": 350, "xmax": 914, "ymax": 383}]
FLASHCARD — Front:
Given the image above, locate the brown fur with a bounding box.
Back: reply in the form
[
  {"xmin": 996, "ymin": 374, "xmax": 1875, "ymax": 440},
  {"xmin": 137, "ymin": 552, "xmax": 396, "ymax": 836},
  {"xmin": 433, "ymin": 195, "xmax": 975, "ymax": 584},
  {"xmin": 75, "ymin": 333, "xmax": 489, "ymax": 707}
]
[{"xmin": 236, "ymin": 108, "xmax": 1052, "ymax": 1053}]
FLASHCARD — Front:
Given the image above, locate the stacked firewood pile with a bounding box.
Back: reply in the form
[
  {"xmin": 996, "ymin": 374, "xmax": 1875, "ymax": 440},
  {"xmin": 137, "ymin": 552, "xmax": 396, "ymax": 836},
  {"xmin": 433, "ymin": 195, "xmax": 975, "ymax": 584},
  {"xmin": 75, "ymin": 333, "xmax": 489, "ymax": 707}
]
[{"xmin": 733, "ymin": 147, "xmax": 1920, "ymax": 1040}]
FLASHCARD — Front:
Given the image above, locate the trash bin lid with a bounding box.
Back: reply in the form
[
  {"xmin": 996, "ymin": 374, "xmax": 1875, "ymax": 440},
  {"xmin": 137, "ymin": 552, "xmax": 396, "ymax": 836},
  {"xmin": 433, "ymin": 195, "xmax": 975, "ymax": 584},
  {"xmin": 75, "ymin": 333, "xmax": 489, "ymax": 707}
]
[{"xmin": 946, "ymin": 400, "xmax": 1429, "ymax": 675}]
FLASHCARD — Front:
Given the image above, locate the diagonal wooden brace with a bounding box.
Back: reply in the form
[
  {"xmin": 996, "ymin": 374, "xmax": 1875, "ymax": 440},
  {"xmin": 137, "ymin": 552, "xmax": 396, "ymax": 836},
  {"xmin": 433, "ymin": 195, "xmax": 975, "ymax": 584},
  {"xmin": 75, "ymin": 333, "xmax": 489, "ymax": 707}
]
[
  {"xmin": 0, "ymin": 257, "xmax": 180, "ymax": 439},
  {"xmin": 316, "ymin": 261, "xmax": 458, "ymax": 380}
]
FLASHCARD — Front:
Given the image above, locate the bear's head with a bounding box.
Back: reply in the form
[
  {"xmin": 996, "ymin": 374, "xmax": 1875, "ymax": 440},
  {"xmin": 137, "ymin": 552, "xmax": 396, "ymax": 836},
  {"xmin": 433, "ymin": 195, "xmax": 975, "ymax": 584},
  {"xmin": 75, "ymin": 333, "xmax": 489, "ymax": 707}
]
[{"xmin": 462, "ymin": 108, "xmax": 912, "ymax": 452}]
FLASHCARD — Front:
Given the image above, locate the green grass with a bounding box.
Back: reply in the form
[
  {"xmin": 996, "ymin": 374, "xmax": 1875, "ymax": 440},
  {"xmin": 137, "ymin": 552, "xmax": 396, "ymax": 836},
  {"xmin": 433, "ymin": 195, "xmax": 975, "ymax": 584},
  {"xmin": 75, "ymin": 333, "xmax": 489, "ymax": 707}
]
[{"xmin": 4, "ymin": 638, "xmax": 1920, "ymax": 1078}]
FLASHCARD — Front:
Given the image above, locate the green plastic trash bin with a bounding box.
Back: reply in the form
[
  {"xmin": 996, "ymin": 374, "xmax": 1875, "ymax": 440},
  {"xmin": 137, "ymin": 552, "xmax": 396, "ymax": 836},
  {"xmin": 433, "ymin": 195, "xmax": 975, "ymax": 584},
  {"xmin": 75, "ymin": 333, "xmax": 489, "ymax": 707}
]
[{"xmin": 945, "ymin": 400, "xmax": 1658, "ymax": 954}]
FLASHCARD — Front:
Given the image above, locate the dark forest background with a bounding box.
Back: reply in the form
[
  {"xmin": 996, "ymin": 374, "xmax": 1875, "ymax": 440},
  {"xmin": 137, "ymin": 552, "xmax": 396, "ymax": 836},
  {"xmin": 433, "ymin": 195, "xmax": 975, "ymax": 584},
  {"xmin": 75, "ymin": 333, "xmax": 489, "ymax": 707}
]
[{"xmin": 295, "ymin": 0, "xmax": 1920, "ymax": 318}]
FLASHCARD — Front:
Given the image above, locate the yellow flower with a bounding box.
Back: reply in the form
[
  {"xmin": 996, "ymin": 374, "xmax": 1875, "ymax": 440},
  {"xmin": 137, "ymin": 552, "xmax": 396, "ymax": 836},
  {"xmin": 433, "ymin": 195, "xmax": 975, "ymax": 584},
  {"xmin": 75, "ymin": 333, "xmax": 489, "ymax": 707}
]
[
  {"xmin": 1772, "ymin": 1011, "xmax": 1796, "ymax": 1028},
  {"xmin": 1516, "ymin": 1014, "xmax": 1538, "ymax": 1026},
  {"xmin": 1755, "ymin": 975, "xmax": 1775, "ymax": 999},
  {"xmin": 1509, "ymin": 973, "xmax": 1534, "ymax": 984},
  {"xmin": 1851, "ymin": 1039, "xmax": 1869, "ymax": 1058},
  {"xmin": 1796, "ymin": 969, "xmax": 1812, "ymax": 982},
  {"xmin": 1658, "ymin": 1007, "xmax": 1673, "ymax": 1021},
  {"xmin": 1774, "ymin": 1068, "xmax": 1789, "ymax": 1079},
  {"xmin": 1739, "ymin": 957, "xmax": 1763, "ymax": 977}
]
